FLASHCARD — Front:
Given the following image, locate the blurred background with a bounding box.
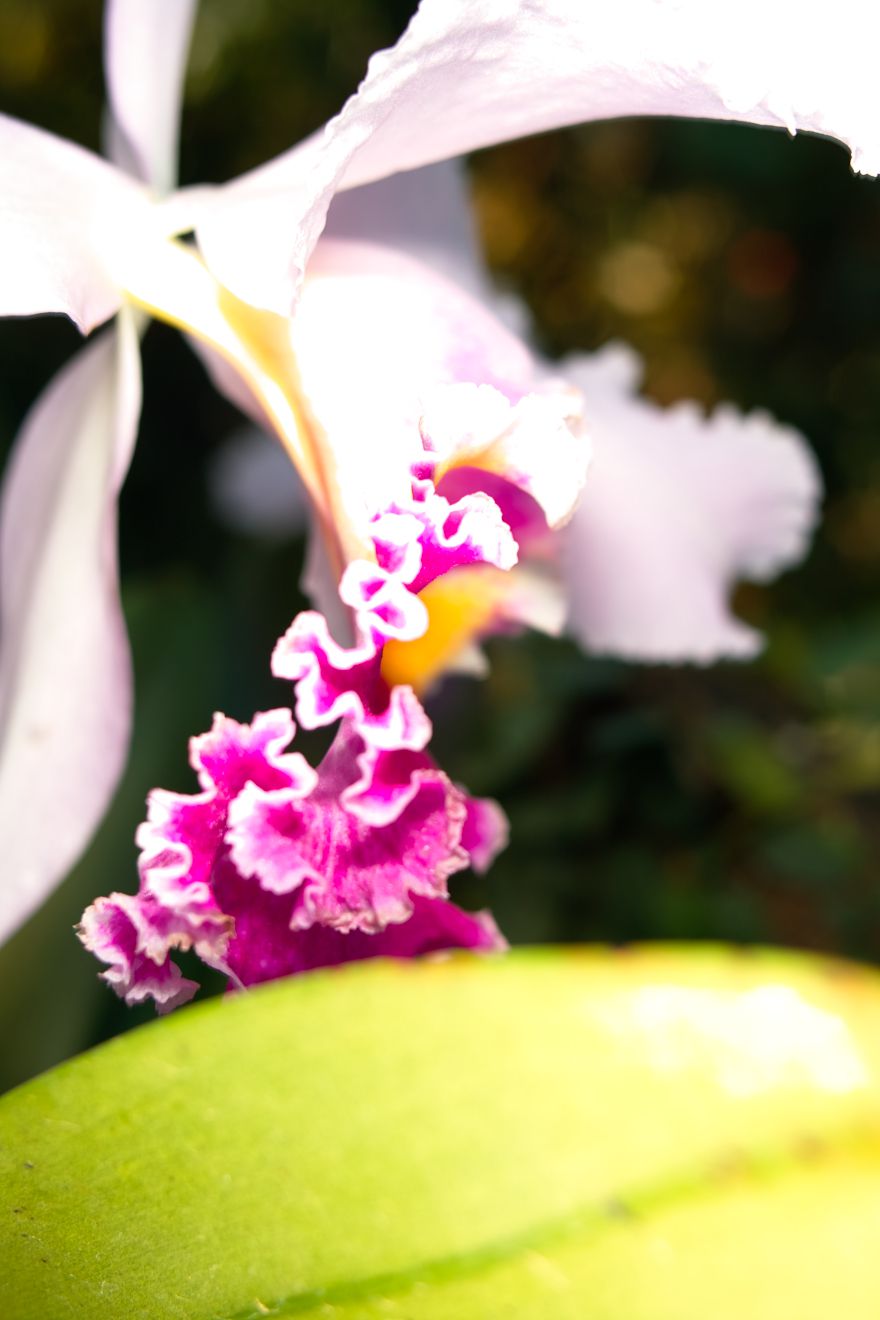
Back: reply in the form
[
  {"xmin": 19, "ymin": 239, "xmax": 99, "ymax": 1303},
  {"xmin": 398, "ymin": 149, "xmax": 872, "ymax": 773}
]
[{"xmin": 0, "ymin": 0, "xmax": 878, "ymax": 1094}]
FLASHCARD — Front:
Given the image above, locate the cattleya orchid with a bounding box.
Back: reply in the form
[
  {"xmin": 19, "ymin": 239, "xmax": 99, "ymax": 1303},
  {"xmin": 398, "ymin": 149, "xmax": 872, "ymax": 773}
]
[{"xmin": 0, "ymin": 0, "xmax": 868, "ymax": 955}]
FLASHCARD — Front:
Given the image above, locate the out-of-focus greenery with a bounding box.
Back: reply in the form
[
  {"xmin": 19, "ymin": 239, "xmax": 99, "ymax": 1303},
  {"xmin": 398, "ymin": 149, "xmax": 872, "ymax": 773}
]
[{"xmin": 0, "ymin": 0, "xmax": 877, "ymax": 1094}]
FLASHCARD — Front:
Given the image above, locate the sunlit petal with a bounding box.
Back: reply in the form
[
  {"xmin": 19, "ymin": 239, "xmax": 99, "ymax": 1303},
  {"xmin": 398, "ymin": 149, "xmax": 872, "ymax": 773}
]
[
  {"xmin": 562, "ymin": 345, "xmax": 821, "ymax": 663},
  {"xmin": 117, "ymin": 236, "xmax": 354, "ymax": 565},
  {"xmin": 194, "ymin": 0, "xmax": 878, "ymax": 314},
  {"xmin": 0, "ymin": 113, "xmax": 148, "ymax": 331},
  {"xmin": 104, "ymin": 0, "xmax": 197, "ymax": 193},
  {"xmin": 291, "ymin": 239, "xmax": 583, "ymax": 541},
  {"xmin": 0, "ymin": 312, "xmax": 142, "ymax": 944},
  {"xmin": 325, "ymin": 160, "xmax": 491, "ymax": 300}
]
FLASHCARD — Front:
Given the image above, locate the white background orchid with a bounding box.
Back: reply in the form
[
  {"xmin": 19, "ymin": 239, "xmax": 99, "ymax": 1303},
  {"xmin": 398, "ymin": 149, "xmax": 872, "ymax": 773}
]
[{"xmin": 0, "ymin": 0, "xmax": 875, "ymax": 965}]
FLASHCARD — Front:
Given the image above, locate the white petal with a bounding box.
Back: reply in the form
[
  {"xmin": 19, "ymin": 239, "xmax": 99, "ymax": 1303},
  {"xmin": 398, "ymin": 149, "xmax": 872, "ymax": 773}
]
[
  {"xmin": 195, "ymin": 0, "xmax": 878, "ymax": 314},
  {"xmin": 118, "ymin": 237, "xmax": 330, "ymax": 523},
  {"xmin": 562, "ymin": 345, "xmax": 821, "ymax": 663},
  {"xmin": 339, "ymin": 0, "xmax": 880, "ymax": 183},
  {"xmin": 0, "ymin": 113, "xmax": 149, "ymax": 331},
  {"xmin": 0, "ymin": 313, "xmax": 142, "ymax": 944},
  {"xmin": 325, "ymin": 160, "xmax": 490, "ymax": 300},
  {"xmin": 104, "ymin": 0, "xmax": 197, "ymax": 193}
]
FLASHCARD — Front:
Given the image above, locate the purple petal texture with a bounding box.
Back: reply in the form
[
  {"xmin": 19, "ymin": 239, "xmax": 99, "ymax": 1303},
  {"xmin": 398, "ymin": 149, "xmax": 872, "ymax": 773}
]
[
  {"xmin": 227, "ymin": 752, "xmax": 466, "ymax": 934},
  {"xmin": 214, "ymin": 885, "xmax": 505, "ymax": 987},
  {"xmin": 80, "ymin": 471, "xmax": 510, "ymax": 1009},
  {"xmin": 136, "ymin": 709, "xmax": 316, "ymax": 911},
  {"xmin": 338, "ymin": 475, "xmax": 519, "ymax": 647},
  {"xmin": 461, "ymin": 795, "xmax": 511, "ymax": 875},
  {"xmin": 272, "ymin": 611, "xmax": 432, "ymax": 753},
  {"xmin": 77, "ymin": 893, "xmax": 201, "ymax": 1013}
]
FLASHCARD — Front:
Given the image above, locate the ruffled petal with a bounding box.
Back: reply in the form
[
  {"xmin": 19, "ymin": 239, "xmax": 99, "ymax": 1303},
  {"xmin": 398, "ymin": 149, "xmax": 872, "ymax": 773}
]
[
  {"xmin": 0, "ymin": 113, "xmax": 149, "ymax": 331},
  {"xmin": 77, "ymin": 893, "xmax": 199, "ymax": 1012},
  {"xmin": 0, "ymin": 313, "xmax": 142, "ymax": 945},
  {"xmin": 104, "ymin": 0, "xmax": 198, "ymax": 193},
  {"xmin": 461, "ymin": 795, "xmax": 510, "ymax": 873},
  {"xmin": 194, "ymin": 0, "xmax": 878, "ymax": 315},
  {"xmin": 136, "ymin": 709, "xmax": 316, "ymax": 906},
  {"xmin": 339, "ymin": 477, "xmax": 518, "ymax": 646},
  {"xmin": 226, "ymin": 761, "xmax": 467, "ymax": 933},
  {"xmin": 189, "ymin": 707, "xmax": 313, "ymax": 793},
  {"xmin": 212, "ymin": 883, "xmax": 505, "ymax": 985},
  {"xmin": 338, "ymin": 741, "xmax": 446, "ymax": 828},
  {"xmin": 80, "ymin": 699, "xmax": 504, "ymax": 1005},
  {"xmin": 562, "ymin": 345, "xmax": 822, "ymax": 663},
  {"xmin": 272, "ymin": 611, "xmax": 432, "ymax": 752}
]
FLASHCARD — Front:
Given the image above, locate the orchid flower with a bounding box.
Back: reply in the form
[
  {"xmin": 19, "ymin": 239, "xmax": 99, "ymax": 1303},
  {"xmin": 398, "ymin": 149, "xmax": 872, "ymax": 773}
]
[
  {"xmin": 1, "ymin": 0, "xmax": 869, "ymax": 948},
  {"xmin": 78, "ymin": 460, "xmax": 510, "ymax": 1009}
]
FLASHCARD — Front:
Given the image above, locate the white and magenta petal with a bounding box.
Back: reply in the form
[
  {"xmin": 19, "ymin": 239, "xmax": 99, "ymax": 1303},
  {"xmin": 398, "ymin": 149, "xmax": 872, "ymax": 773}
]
[
  {"xmin": 272, "ymin": 610, "xmax": 432, "ymax": 751},
  {"xmin": 339, "ymin": 556, "xmax": 430, "ymax": 644},
  {"xmin": 77, "ymin": 893, "xmax": 199, "ymax": 1013},
  {"xmin": 0, "ymin": 313, "xmax": 142, "ymax": 946},
  {"xmin": 339, "ymin": 738, "xmax": 447, "ymax": 828},
  {"xmin": 393, "ymin": 478, "xmax": 519, "ymax": 590},
  {"xmin": 189, "ymin": 707, "xmax": 315, "ymax": 796},
  {"xmin": 461, "ymin": 794, "xmax": 510, "ymax": 874},
  {"xmin": 420, "ymin": 383, "xmax": 588, "ymax": 531},
  {"xmin": 226, "ymin": 759, "xmax": 467, "ymax": 934},
  {"xmin": 562, "ymin": 345, "xmax": 822, "ymax": 663},
  {"xmin": 136, "ymin": 709, "xmax": 316, "ymax": 911},
  {"xmin": 211, "ymin": 882, "xmax": 505, "ymax": 986},
  {"xmin": 339, "ymin": 479, "xmax": 520, "ymax": 649},
  {"xmin": 81, "ymin": 682, "xmax": 507, "ymax": 1005},
  {"xmin": 103, "ymin": 0, "xmax": 198, "ymax": 193}
]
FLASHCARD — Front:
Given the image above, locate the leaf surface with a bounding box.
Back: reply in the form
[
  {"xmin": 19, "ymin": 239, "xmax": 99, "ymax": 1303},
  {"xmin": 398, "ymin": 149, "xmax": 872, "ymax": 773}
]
[{"xmin": 2, "ymin": 946, "xmax": 880, "ymax": 1318}]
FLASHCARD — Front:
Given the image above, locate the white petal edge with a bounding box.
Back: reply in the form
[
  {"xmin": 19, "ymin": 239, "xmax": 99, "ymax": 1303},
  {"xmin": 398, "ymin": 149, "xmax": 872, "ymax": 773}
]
[
  {"xmin": 0, "ymin": 312, "xmax": 142, "ymax": 944},
  {"xmin": 193, "ymin": 0, "xmax": 879, "ymax": 314},
  {"xmin": 561, "ymin": 344, "xmax": 822, "ymax": 664},
  {"xmin": 0, "ymin": 113, "xmax": 150, "ymax": 332},
  {"xmin": 104, "ymin": 0, "xmax": 198, "ymax": 193}
]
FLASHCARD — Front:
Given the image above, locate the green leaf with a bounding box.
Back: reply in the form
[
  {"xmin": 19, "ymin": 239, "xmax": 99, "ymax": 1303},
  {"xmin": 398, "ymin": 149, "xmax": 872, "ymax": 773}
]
[{"xmin": 2, "ymin": 946, "xmax": 880, "ymax": 1319}]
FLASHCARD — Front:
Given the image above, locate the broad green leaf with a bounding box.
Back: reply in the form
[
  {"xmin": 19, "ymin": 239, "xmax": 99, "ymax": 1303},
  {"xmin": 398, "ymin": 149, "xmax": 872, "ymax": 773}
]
[{"xmin": 2, "ymin": 946, "xmax": 880, "ymax": 1319}]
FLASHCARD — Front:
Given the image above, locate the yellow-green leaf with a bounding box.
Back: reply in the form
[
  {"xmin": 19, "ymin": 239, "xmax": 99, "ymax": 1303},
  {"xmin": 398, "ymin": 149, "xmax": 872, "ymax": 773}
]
[{"xmin": 1, "ymin": 946, "xmax": 880, "ymax": 1319}]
